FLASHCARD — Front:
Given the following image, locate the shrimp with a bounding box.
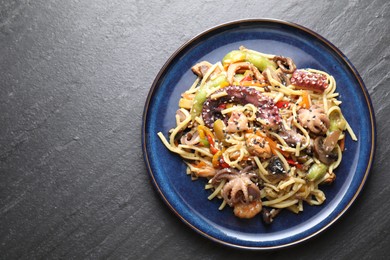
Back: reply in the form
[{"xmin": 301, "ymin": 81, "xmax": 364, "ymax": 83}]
[
  {"xmin": 233, "ymin": 200, "xmax": 262, "ymax": 219},
  {"xmin": 245, "ymin": 133, "xmax": 272, "ymax": 159}
]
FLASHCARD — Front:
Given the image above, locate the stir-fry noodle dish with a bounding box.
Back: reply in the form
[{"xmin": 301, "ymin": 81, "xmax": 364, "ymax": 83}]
[{"xmin": 158, "ymin": 47, "xmax": 356, "ymax": 224}]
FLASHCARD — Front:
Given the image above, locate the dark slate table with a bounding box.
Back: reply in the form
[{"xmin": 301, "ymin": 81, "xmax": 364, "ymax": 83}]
[{"xmin": 1, "ymin": 1, "xmax": 389, "ymax": 259}]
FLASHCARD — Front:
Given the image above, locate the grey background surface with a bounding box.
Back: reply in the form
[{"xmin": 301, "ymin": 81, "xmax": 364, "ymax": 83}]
[{"xmin": 1, "ymin": 0, "xmax": 389, "ymax": 259}]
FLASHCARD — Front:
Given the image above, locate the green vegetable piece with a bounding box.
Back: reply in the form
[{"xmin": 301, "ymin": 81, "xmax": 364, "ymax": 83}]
[
  {"xmin": 213, "ymin": 119, "xmax": 225, "ymax": 141},
  {"xmin": 199, "ymin": 138, "xmax": 209, "ymax": 147},
  {"xmin": 190, "ymin": 75, "xmax": 228, "ymax": 119},
  {"xmin": 222, "ymin": 50, "xmax": 246, "ymax": 66},
  {"xmin": 329, "ymin": 110, "xmax": 347, "ymax": 132},
  {"xmin": 246, "ymin": 52, "xmax": 277, "ymax": 71},
  {"xmin": 191, "ymin": 88, "xmax": 207, "ymax": 119},
  {"xmin": 307, "ymin": 162, "xmax": 328, "ymax": 181},
  {"xmin": 222, "ymin": 49, "xmax": 277, "ymax": 72},
  {"xmin": 233, "ymin": 74, "xmax": 244, "ymax": 83},
  {"xmin": 205, "ymin": 74, "xmax": 228, "ymax": 89}
]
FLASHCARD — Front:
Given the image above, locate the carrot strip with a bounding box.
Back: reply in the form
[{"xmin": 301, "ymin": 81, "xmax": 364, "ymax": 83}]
[{"xmin": 299, "ymin": 91, "xmax": 311, "ymax": 108}]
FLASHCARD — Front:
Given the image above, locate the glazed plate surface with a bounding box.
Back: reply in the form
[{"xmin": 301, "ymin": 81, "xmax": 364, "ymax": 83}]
[{"xmin": 142, "ymin": 19, "xmax": 376, "ymax": 249}]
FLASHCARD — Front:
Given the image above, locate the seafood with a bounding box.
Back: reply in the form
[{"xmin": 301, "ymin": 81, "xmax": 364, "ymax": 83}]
[
  {"xmin": 211, "ymin": 167, "xmax": 261, "ymax": 207},
  {"xmin": 273, "ymin": 56, "xmax": 296, "ymax": 74},
  {"xmin": 226, "ymin": 111, "xmax": 249, "ymax": 132},
  {"xmin": 290, "ymin": 70, "xmax": 328, "ymax": 92},
  {"xmin": 245, "ymin": 133, "xmax": 272, "ymax": 159},
  {"xmin": 298, "ymin": 105, "xmax": 330, "ymax": 134},
  {"xmin": 226, "ymin": 62, "xmax": 266, "ymax": 85},
  {"xmin": 233, "ymin": 200, "xmax": 262, "ymax": 219},
  {"xmin": 202, "ymin": 85, "xmax": 281, "ymax": 129}
]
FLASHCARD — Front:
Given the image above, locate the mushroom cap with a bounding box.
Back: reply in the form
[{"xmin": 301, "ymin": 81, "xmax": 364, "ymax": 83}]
[
  {"xmin": 313, "ymin": 135, "xmax": 339, "ymax": 165},
  {"xmin": 191, "ymin": 61, "xmax": 213, "ymax": 77}
]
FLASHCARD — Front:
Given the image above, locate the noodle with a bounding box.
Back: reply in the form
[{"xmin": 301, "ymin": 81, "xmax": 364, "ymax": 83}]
[{"xmin": 158, "ymin": 47, "xmax": 357, "ymax": 223}]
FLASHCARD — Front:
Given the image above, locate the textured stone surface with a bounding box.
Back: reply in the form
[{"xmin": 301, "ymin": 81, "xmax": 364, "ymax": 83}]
[{"xmin": 0, "ymin": 0, "xmax": 389, "ymax": 258}]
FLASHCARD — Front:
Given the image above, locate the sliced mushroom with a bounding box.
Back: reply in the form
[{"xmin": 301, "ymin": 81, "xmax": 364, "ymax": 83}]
[
  {"xmin": 262, "ymin": 67, "xmax": 279, "ymax": 83},
  {"xmin": 267, "ymin": 156, "xmax": 287, "ymax": 175},
  {"xmin": 262, "ymin": 67, "xmax": 291, "ymax": 86},
  {"xmin": 176, "ymin": 109, "xmax": 187, "ymax": 123},
  {"xmin": 191, "ymin": 61, "xmax": 213, "ymax": 77},
  {"xmin": 313, "ymin": 136, "xmax": 338, "ymax": 165},
  {"xmin": 262, "ymin": 208, "xmax": 281, "ymax": 224},
  {"xmin": 277, "ymin": 71, "xmax": 291, "ymax": 86},
  {"xmin": 323, "ymin": 130, "xmax": 341, "ymax": 153}
]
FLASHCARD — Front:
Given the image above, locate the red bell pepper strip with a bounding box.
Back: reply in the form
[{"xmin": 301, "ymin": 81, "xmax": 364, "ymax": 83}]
[
  {"xmin": 206, "ymin": 134, "xmax": 219, "ymax": 155},
  {"xmin": 287, "ymin": 159, "xmax": 303, "ymax": 170},
  {"xmin": 219, "ymin": 158, "xmax": 230, "ymax": 168},
  {"xmin": 275, "ymin": 100, "xmax": 289, "ymax": 109}
]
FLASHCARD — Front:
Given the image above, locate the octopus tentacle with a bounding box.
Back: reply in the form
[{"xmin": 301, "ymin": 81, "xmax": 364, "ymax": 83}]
[
  {"xmin": 291, "ymin": 70, "xmax": 328, "ymax": 93},
  {"xmin": 211, "ymin": 168, "xmax": 239, "ymax": 185},
  {"xmin": 202, "ymin": 86, "xmax": 281, "ymax": 129}
]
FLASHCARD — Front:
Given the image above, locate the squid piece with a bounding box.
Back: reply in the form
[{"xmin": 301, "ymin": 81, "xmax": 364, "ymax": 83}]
[
  {"xmin": 226, "ymin": 62, "xmax": 266, "ymax": 85},
  {"xmin": 273, "ymin": 56, "xmax": 296, "ymax": 74}
]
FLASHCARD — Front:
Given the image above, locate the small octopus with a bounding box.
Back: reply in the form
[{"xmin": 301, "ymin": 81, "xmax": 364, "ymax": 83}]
[
  {"xmin": 298, "ymin": 105, "xmax": 330, "ymax": 134},
  {"xmin": 211, "ymin": 167, "xmax": 260, "ymax": 206},
  {"xmin": 211, "ymin": 167, "xmax": 262, "ymax": 218}
]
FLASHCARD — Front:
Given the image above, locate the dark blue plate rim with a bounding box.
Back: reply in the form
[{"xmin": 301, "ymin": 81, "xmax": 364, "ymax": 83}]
[{"xmin": 141, "ymin": 18, "xmax": 376, "ymax": 250}]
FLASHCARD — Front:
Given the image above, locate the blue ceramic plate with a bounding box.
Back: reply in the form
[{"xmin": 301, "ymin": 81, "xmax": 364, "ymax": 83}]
[{"xmin": 142, "ymin": 19, "xmax": 376, "ymax": 249}]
